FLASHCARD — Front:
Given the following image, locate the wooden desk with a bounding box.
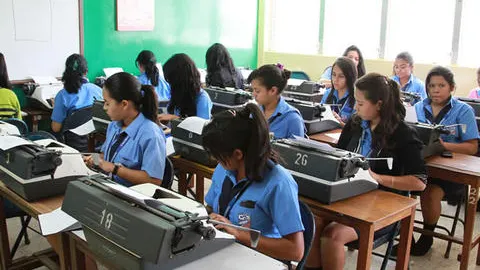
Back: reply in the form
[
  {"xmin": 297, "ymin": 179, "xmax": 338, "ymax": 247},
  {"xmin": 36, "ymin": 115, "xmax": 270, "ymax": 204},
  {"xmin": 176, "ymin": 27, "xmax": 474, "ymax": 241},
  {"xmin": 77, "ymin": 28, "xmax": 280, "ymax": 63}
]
[
  {"xmin": 309, "ymin": 128, "xmax": 341, "ymax": 146},
  {"xmin": 0, "ymin": 182, "xmax": 69, "ymax": 269},
  {"xmin": 424, "ymin": 153, "xmax": 480, "ymax": 269},
  {"xmin": 302, "ymin": 190, "xmax": 417, "ymax": 270},
  {"xmin": 170, "ymin": 156, "xmax": 215, "ymax": 203},
  {"xmin": 22, "ymin": 108, "xmax": 51, "ymax": 132}
]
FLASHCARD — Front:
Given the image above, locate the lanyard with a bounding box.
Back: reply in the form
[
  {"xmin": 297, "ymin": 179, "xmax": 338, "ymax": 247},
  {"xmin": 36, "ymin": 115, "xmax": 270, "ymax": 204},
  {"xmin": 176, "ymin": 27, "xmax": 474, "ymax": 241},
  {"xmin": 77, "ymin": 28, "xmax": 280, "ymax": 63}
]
[
  {"xmin": 106, "ymin": 131, "xmax": 130, "ymax": 163},
  {"xmin": 223, "ymin": 180, "xmax": 253, "ymax": 219}
]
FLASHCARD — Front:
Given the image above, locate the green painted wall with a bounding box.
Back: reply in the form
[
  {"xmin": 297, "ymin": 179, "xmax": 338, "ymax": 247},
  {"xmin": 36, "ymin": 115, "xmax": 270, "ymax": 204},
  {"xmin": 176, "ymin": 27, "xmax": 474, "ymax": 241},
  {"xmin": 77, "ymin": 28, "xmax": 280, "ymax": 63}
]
[{"xmin": 83, "ymin": 0, "xmax": 258, "ymax": 81}]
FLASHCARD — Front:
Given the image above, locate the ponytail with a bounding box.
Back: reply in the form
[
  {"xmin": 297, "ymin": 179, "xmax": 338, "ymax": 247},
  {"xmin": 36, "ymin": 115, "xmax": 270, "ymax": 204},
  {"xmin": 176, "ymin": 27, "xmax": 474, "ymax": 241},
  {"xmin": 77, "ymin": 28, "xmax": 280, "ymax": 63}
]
[
  {"xmin": 202, "ymin": 103, "xmax": 274, "ymax": 181},
  {"xmin": 247, "ymin": 64, "xmax": 291, "ymax": 94},
  {"xmin": 136, "ymin": 50, "xmax": 159, "ymax": 87},
  {"xmin": 62, "ymin": 54, "xmax": 88, "ymax": 94},
  {"xmin": 386, "ymin": 78, "xmax": 405, "ymax": 120},
  {"xmin": 140, "ymin": 84, "xmax": 159, "ymax": 123}
]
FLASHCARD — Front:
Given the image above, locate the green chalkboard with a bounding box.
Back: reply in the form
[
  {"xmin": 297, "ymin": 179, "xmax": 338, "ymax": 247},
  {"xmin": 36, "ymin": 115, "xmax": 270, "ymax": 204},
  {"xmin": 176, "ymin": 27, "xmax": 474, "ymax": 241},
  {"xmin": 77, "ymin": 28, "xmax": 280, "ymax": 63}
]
[{"xmin": 83, "ymin": 0, "xmax": 258, "ymax": 81}]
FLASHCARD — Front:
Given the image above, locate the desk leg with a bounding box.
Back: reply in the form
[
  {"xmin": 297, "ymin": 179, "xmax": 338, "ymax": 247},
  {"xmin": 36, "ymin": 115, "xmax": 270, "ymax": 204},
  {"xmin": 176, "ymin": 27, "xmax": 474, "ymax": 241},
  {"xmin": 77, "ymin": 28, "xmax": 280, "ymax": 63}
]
[
  {"xmin": 32, "ymin": 116, "xmax": 39, "ymax": 132},
  {"xmin": 0, "ymin": 196, "xmax": 11, "ymax": 269},
  {"xmin": 396, "ymin": 207, "xmax": 415, "ymax": 270},
  {"xmin": 356, "ymin": 224, "xmax": 374, "ymax": 270},
  {"xmin": 70, "ymin": 236, "xmax": 85, "ymax": 270},
  {"xmin": 196, "ymin": 174, "xmax": 205, "ymax": 203},
  {"xmin": 87, "ymin": 134, "xmax": 95, "ymax": 153},
  {"xmin": 459, "ymin": 185, "xmax": 478, "ymax": 270},
  {"xmin": 177, "ymin": 170, "xmax": 188, "ymax": 196}
]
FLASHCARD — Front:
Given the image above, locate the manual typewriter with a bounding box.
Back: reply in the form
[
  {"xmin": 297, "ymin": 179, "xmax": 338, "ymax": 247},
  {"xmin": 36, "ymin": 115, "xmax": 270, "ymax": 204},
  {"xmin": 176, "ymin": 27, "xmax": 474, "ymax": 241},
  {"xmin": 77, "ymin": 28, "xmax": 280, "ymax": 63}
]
[
  {"xmin": 272, "ymin": 138, "xmax": 377, "ymax": 204},
  {"xmin": 204, "ymin": 86, "xmax": 252, "ymax": 114},
  {"xmin": 285, "ymin": 98, "xmax": 342, "ymax": 134},
  {"xmin": 283, "ymin": 79, "xmax": 325, "ymax": 103}
]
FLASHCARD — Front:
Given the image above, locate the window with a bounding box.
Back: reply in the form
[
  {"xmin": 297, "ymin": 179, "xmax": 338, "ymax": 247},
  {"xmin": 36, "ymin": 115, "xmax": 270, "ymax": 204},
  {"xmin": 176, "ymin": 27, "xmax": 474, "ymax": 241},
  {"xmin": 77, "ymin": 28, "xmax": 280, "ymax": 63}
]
[
  {"xmin": 265, "ymin": 0, "xmax": 321, "ymax": 54},
  {"xmin": 457, "ymin": 0, "xmax": 480, "ymax": 68},
  {"xmin": 322, "ymin": 0, "xmax": 382, "ymax": 59},
  {"xmin": 384, "ymin": 0, "xmax": 455, "ymax": 65}
]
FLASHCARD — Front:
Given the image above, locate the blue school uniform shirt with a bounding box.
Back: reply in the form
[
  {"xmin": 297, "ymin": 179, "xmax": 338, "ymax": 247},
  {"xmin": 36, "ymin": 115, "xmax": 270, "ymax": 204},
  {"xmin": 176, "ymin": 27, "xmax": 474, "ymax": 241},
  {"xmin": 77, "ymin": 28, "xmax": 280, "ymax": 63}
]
[
  {"xmin": 137, "ymin": 73, "xmax": 171, "ymax": 101},
  {"xmin": 262, "ymin": 97, "xmax": 305, "ymax": 139},
  {"xmin": 414, "ymin": 97, "xmax": 479, "ymax": 143},
  {"xmin": 173, "ymin": 89, "xmax": 213, "ymax": 120},
  {"xmin": 205, "ymin": 162, "xmax": 304, "ymax": 238},
  {"xmin": 51, "ymin": 82, "xmax": 102, "ymax": 123},
  {"xmin": 101, "ymin": 113, "xmax": 166, "ymax": 187},
  {"xmin": 321, "ymin": 66, "xmax": 332, "ymax": 80},
  {"xmin": 392, "ymin": 74, "xmax": 427, "ymax": 104},
  {"xmin": 320, "ymin": 88, "xmax": 355, "ymax": 122}
]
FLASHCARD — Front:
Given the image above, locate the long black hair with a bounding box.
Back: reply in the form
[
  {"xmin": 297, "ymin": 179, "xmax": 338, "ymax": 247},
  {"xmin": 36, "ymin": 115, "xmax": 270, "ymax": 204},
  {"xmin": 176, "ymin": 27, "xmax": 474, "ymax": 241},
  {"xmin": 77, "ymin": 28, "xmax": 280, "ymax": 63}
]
[
  {"xmin": 0, "ymin": 53, "xmax": 12, "ymax": 89},
  {"xmin": 136, "ymin": 50, "xmax": 159, "ymax": 87},
  {"xmin": 353, "ymin": 73, "xmax": 405, "ymax": 150},
  {"xmin": 205, "ymin": 43, "xmax": 238, "ymax": 87},
  {"xmin": 324, "ymin": 57, "xmax": 357, "ymax": 108},
  {"xmin": 247, "ymin": 64, "xmax": 291, "ymax": 94},
  {"xmin": 62, "ymin": 54, "xmax": 88, "ymax": 94},
  {"xmin": 202, "ymin": 103, "xmax": 275, "ymax": 181},
  {"xmin": 104, "ymin": 72, "xmax": 158, "ymax": 123},
  {"xmin": 343, "ymin": 45, "xmax": 366, "ymax": 78},
  {"xmin": 163, "ymin": 53, "xmax": 201, "ymax": 117}
]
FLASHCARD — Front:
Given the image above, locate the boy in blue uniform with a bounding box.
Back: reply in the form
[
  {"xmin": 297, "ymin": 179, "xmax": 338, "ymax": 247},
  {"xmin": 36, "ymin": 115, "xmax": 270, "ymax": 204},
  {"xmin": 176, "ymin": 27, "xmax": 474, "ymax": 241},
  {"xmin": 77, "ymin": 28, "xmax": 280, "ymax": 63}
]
[
  {"xmin": 203, "ymin": 103, "xmax": 304, "ymax": 262},
  {"xmin": 320, "ymin": 57, "xmax": 358, "ymax": 126},
  {"xmin": 158, "ymin": 53, "xmax": 212, "ymax": 122},
  {"xmin": 247, "ymin": 64, "xmax": 305, "ymax": 139},
  {"xmin": 392, "ymin": 52, "xmax": 427, "ymax": 104},
  {"xmin": 136, "ymin": 50, "xmax": 171, "ymax": 101},
  {"xmin": 85, "ymin": 72, "xmax": 166, "ymax": 187},
  {"xmin": 413, "ymin": 66, "xmax": 479, "ymax": 256}
]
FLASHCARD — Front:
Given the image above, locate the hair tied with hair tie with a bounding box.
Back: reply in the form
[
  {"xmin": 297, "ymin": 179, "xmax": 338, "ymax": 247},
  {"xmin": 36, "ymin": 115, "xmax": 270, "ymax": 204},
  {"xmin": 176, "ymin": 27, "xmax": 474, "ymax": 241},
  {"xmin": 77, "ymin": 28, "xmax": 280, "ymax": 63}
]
[
  {"xmin": 383, "ymin": 76, "xmax": 389, "ymax": 85},
  {"xmin": 276, "ymin": 63, "xmax": 284, "ymax": 71},
  {"xmin": 72, "ymin": 60, "xmax": 78, "ymax": 71},
  {"xmin": 140, "ymin": 90, "xmax": 145, "ymax": 97},
  {"xmin": 228, "ymin": 109, "xmax": 236, "ymax": 117}
]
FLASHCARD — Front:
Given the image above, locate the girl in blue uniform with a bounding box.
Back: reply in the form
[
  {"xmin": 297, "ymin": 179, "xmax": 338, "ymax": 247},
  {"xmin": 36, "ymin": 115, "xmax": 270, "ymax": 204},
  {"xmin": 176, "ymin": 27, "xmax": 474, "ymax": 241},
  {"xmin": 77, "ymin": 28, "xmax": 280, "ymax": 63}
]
[
  {"xmin": 205, "ymin": 43, "xmax": 244, "ymax": 89},
  {"xmin": 392, "ymin": 51, "xmax": 427, "ymax": 104},
  {"xmin": 203, "ymin": 103, "xmax": 305, "ymax": 262},
  {"xmin": 158, "ymin": 53, "xmax": 212, "ymax": 121},
  {"xmin": 306, "ymin": 73, "xmax": 426, "ymax": 270},
  {"xmin": 320, "ymin": 45, "xmax": 366, "ymax": 89},
  {"xmin": 413, "ymin": 66, "xmax": 479, "ymax": 256},
  {"xmin": 247, "ymin": 64, "xmax": 305, "ymax": 139},
  {"xmin": 320, "ymin": 57, "xmax": 358, "ymax": 126},
  {"xmin": 136, "ymin": 50, "xmax": 171, "ymax": 101},
  {"xmin": 85, "ymin": 72, "xmax": 166, "ymax": 187}
]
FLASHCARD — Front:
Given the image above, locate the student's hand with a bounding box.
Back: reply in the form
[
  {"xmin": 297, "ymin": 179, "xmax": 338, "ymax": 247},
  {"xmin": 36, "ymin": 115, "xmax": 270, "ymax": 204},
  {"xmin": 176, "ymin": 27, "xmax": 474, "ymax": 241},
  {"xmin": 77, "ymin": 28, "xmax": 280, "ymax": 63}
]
[
  {"xmin": 332, "ymin": 111, "xmax": 345, "ymax": 127},
  {"xmin": 209, "ymin": 213, "xmax": 239, "ymax": 238},
  {"xmin": 318, "ymin": 79, "xmax": 331, "ymax": 89},
  {"xmin": 83, "ymin": 155, "xmax": 94, "ymax": 167},
  {"xmin": 157, "ymin": 114, "xmax": 179, "ymax": 123},
  {"xmin": 98, "ymin": 159, "xmax": 115, "ymax": 173}
]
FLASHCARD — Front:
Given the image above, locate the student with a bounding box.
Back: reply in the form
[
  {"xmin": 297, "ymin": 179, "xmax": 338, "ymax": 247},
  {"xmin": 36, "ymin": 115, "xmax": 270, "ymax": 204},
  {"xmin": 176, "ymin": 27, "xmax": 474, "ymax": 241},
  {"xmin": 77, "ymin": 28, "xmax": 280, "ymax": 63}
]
[
  {"xmin": 467, "ymin": 67, "xmax": 480, "ymax": 99},
  {"xmin": 158, "ymin": 53, "xmax": 212, "ymax": 121},
  {"xmin": 205, "ymin": 43, "xmax": 244, "ymax": 89},
  {"xmin": 392, "ymin": 51, "xmax": 427, "ymax": 104},
  {"xmin": 320, "ymin": 57, "xmax": 358, "ymax": 125},
  {"xmin": 136, "ymin": 50, "xmax": 171, "ymax": 101},
  {"xmin": 0, "ymin": 53, "xmax": 22, "ymax": 119},
  {"xmin": 204, "ymin": 103, "xmax": 305, "ymax": 262},
  {"xmin": 85, "ymin": 72, "xmax": 166, "ymax": 187},
  {"xmin": 51, "ymin": 54, "xmax": 102, "ymax": 132},
  {"xmin": 306, "ymin": 73, "xmax": 426, "ymax": 270},
  {"xmin": 320, "ymin": 45, "xmax": 366, "ymax": 88},
  {"xmin": 247, "ymin": 64, "xmax": 305, "ymax": 139},
  {"xmin": 412, "ymin": 66, "xmax": 479, "ymax": 256}
]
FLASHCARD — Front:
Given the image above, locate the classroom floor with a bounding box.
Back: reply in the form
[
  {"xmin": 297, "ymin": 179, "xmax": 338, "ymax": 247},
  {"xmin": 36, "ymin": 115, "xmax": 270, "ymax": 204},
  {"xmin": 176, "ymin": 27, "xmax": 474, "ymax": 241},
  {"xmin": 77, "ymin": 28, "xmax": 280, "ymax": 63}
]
[{"xmin": 6, "ymin": 178, "xmax": 479, "ymax": 269}]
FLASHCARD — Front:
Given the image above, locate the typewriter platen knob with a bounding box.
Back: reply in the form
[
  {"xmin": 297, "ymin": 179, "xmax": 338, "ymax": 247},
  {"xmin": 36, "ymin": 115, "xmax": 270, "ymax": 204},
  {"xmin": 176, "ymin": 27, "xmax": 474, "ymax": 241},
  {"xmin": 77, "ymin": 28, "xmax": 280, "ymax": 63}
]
[{"xmin": 196, "ymin": 224, "xmax": 216, "ymax": 240}]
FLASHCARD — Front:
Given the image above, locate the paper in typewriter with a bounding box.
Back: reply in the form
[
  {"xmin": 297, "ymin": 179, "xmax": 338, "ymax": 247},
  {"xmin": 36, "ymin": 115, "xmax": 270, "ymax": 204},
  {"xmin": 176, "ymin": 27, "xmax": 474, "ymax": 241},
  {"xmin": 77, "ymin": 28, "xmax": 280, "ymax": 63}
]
[
  {"xmin": 293, "ymin": 135, "xmax": 335, "ymax": 152},
  {"xmin": 405, "ymin": 105, "xmax": 418, "ymax": 123},
  {"xmin": 351, "ymin": 168, "xmax": 378, "ymax": 185},
  {"xmin": 0, "ymin": 136, "xmax": 35, "ymax": 151},
  {"xmin": 177, "ymin": 116, "xmax": 208, "ymax": 135}
]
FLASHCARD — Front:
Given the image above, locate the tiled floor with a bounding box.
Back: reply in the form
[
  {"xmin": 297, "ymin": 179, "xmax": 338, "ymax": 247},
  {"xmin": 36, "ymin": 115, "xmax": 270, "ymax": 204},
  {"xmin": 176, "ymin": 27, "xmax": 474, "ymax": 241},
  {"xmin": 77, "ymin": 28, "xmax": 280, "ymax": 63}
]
[{"xmin": 6, "ymin": 178, "xmax": 479, "ymax": 269}]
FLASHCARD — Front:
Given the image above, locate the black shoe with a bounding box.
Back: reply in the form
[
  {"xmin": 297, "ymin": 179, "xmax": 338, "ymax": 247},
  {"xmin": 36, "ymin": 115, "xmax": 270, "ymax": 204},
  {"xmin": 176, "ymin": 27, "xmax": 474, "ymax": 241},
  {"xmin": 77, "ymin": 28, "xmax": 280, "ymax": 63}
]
[{"xmin": 411, "ymin": 235, "xmax": 433, "ymax": 256}]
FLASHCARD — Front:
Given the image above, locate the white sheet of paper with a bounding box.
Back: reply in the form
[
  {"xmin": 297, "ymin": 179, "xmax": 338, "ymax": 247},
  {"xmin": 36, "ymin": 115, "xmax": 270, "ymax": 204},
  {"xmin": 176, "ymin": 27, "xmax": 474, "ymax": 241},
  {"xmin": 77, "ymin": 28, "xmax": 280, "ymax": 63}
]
[
  {"xmin": 103, "ymin": 67, "xmax": 124, "ymax": 78},
  {"xmin": 351, "ymin": 168, "xmax": 378, "ymax": 185},
  {"xmin": 177, "ymin": 116, "xmax": 208, "ymax": 135},
  {"xmin": 325, "ymin": 132, "xmax": 341, "ymax": 141},
  {"xmin": 38, "ymin": 207, "xmax": 81, "ymax": 236},
  {"xmin": 405, "ymin": 105, "xmax": 418, "ymax": 123},
  {"xmin": 166, "ymin": 136, "xmax": 175, "ymax": 156},
  {"xmin": 68, "ymin": 119, "xmax": 96, "ymax": 136},
  {"xmin": 104, "ymin": 183, "xmax": 151, "ymax": 202},
  {"xmin": 30, "ymin": 76, "xmax": 60, "ymax": 85},
  {"xmin": 322, "ymin": 105, "xmax": 340, "ymax": 124},
  {"xmin": 240, "ymin": 69, "xmax": 253, "ymax": 80},
  {"xmin": 0, "ymin": 136, "xmax": 35, "ymax": 150},
  {"xmin": 72, "ymin": 230, "xmax": 87, "ymax": 242},
  {"xmin": 287, "ymin": 78, "xmax": 305, "ymax": 86},
  {"xmin": 293, "ymin": 135, "xmax": 335, "ymax": 152},
  {"xmin": 198, "ymin": 68, "xmax": 207, "ymax": 84}
]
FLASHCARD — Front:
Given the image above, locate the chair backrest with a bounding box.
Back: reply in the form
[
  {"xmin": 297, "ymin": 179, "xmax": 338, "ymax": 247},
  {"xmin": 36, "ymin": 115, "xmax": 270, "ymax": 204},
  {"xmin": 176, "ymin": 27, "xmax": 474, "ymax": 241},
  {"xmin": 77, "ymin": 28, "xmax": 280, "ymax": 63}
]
[
  {"xmin": 63, "ymin": 106, "xmax": 93, "ymax": 131},
  {"xmin": 291, "ymin": 71, "xmax": 311, "ymax": 81},
  {"xmin": 161, "ymin": 157, "xmax": 174, "ymax": 189},
  {"xmin": 27, "ymin": 131, "xmax": 57, "ymax": 141},
  {"xmin": 296, "ymin": 201, "xmax": 315, "ymax": 270},
  {"xmin": 2, "ymin": 118, "xmax": 28, "ymax": 135}
]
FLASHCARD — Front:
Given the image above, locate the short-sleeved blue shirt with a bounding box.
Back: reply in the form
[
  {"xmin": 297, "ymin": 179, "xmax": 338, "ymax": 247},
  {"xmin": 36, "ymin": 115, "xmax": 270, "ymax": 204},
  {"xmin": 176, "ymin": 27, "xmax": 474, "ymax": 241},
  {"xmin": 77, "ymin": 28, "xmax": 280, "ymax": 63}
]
[
  {"xmin": 392, "ymin": 74, "xmax": 427, "ymax": 104},
  {"xmin": 262, "ymin": 97, "xmax": 305, "ymax": 139},
  {"xmin": 51, "ymin": 82, "xmax": 102, "ymax": 123},
  {"xmin": 320, "ymin": 88, "xmax": 355, "ymax": 122},
  {"xmin": 205, "ymin": 162, "xmax": 304, "ymax": 238},
  {"xmin": 137, "ymin": 73, "xmax": 171, "ymax": 101},
  {"xmin": 173, "ymin": 89, "xmax": 213, "ymax": 120},
  {"xmin": 101, "ymin": 113, "xmax": 166, "ymax": 186}
]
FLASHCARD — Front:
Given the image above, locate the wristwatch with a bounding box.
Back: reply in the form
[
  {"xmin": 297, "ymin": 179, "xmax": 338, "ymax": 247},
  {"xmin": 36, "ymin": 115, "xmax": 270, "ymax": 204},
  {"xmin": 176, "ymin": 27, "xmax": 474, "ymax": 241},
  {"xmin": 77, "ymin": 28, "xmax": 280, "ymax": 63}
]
[{"xmin": 112, "ymin": 163, "xmax": 121, "ymax": 175}]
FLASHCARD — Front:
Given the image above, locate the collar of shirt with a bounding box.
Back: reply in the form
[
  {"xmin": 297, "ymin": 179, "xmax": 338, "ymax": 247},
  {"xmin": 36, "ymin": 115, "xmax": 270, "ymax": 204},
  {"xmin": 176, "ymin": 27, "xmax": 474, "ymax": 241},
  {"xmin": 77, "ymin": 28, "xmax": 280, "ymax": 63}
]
[
  {"xmin": 111, "ymin": 112, "xmax": 147, "ymax": 138},
  {"xmin": 393, "ymin": 74, "xmax": 414, "ymax": 90},
  {"xmin": 262, "ymin": 96, "xmax": 295, "ymax": 121},
  {"xmin": 332, "ymin": 89, "xmax": 350, "ymax": 102},
  {"xmin": 422, "ymin": 96, "xmax": 455, "ymax": 124}
]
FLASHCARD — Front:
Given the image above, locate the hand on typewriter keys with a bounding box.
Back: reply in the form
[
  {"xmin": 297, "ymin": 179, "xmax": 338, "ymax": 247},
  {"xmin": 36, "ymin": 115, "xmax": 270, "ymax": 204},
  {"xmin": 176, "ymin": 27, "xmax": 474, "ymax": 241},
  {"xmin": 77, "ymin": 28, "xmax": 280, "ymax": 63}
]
[
  {"xmin": 332, "ymin": 111, "xmax": 346, "ymax": 127},
  {"xmin": 157, "ymin": 113, "xmax": 179, "ymax": 123},
  {"xmin": 209, "ymin": 213, "xmax": 243, "ymax": 237}
]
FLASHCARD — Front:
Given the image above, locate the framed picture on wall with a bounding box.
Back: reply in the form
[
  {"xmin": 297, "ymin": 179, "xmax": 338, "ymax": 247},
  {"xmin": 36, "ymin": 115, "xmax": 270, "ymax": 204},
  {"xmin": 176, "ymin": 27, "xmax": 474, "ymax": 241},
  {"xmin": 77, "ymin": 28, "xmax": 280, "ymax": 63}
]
[{"xmin": 117, "ymin": 0, "xmax": 154, "ymax": 31}]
